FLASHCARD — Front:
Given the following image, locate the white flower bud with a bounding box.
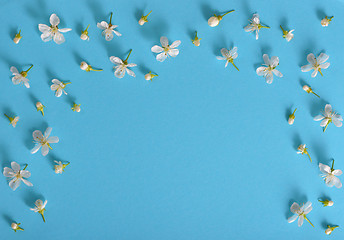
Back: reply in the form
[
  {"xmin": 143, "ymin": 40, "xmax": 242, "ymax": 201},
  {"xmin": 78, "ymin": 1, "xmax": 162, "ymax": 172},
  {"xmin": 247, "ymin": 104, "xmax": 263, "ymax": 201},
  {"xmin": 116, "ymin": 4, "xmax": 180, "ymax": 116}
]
[
  {"xmin": 80, "ymin": 61, "xmax": 89, "ymax": 71},
  {"xmin": 13, "ymin": 36, "xmax": 21, "ymax": 44},
  {"xmin": 288, "ymin": 116, "xmax": 295, "ymax": 125},
  {"xmin": 36, "ymin": 102, "xmax": 43, "ymax": 109},
  {"xmin": 208, "ymin": 16, "xmax": 220, "ymax": 27},
  {"xmin": 80, "ymin": 33, "xmax": 89, "ymax": 41},
  {"xmin": 11, "ymin": 223, "xmax": 18, "ymax": 230},
  {"xmin": 145, "ymin": 74, "xmax": 152, "ymax": 81},
  {"xmin": 321, "ymin": 18, "xmax": 330, "ymax": 27},
  {"xmin": 302, "ymin": 85, "xmax": 311, "ymax": 93},
  {"xmin": 325, "ymin": 228, "xmax": 332, "ymax": 235},
  {"xmin": 139, "ymin": 18, "xmax": 146, "ymax": 25},
  {"xmin": 327, "ymin": 200, "xmax": 334, "ymax": 206},
  {"xmin": 54, "ymin": 165, "xmax": 63, "ymax": 174},
  {"xmin": 74, "ymin": 105, "xmax": 81, "ymax": 112},
  {"xmin": 193, "ymin": 39, "xmax": 201, "ymax": 46}
]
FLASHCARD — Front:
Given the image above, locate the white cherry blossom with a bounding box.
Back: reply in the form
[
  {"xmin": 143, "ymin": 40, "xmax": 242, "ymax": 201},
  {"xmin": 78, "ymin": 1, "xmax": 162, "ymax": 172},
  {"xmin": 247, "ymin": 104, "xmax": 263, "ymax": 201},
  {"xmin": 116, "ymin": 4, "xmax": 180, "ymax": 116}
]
[
  {"xmin": 288, "ymin": 202, "xmax": 314, "ymax": 227},
  {"xmin": 110, "ymin": 49, "xmax": 136, "ymax": 78},
  {"xmin": 97, "ymin": 12, "xmax": 121, "ymax": 41},
  {"xmin": 3, "ymin": 162, "xmax": 33, "ymax": 191},
  {"xmin": 314, "ymin": 104, "xmax": 342, "ymax": 132},
  {"xmin": 31, "ymin": 127, "xmax": 59, "ymax": 156},
  {"xmin": 151, "ymin": 36, "xmax": 181, "ymax": 62},
  {"xmin": 256, "ymin": 54, "xmax": 283, "ymax": 84},
  {"xmin": 301, "ymin": 53, "xmax": 330, "ymax": 77},
  {"xmin": 38, "ymin": 13, "xmax": 71, "ymax": 44}
]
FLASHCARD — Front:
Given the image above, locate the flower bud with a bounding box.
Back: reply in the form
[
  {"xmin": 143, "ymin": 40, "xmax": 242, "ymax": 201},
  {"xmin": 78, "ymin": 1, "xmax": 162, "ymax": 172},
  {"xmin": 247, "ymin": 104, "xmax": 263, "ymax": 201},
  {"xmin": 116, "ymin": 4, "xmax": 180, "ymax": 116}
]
[
  {"xmin": 288, "ymin": 115, "xmax": 295, "ymax": 125},
  {"xmin": 139, "ymin": 18, "xmax": 146, "ymax": 25},
  {"xmin": 11, "ymin": 223, "xmax": 18, "ymax": 230},
  {"xmin": 54, "ymin": 164, "xmax": 63, "ymax": 174},
  {"xmin": 145, "ymin": 74, "xmax": 152, "ymax": 81},
  {"xmin": 36, "ymin": 102, "xmax": 43, "ymax": 109},
  {"xmin": 72, "ymin": 103, "xmax": 81, "ymax": 112},
  {"xmin": 303, "ymin": 85, "xmax": 311, "ymax": 93},
  {"xmin": 80, "ymin": 61, "xmax": 89, "ymax": 71},
  {"xmin": 80, "ymin": 33, "xmax": 89, "ymax": 40},
  {"xmin": 321, "ymin": 18, "xmax": 330, "ymax": 27},
  {"xmin": 13, "ymin": 31, "xmax": 22, "ymax": 44},
  {"xmin": 193, "ymin": 39, "xmax": 201, "ymax": 46},
  {"xmin": 328, "ymin": 200, "xmax": 334, "ymax": 206},
  {"xmin": 325, "ymin": 225, "xmax": 339, "ymax": 235},
  {"xmin": 208, "ymin": 16, "xmax": 220, "ymax": 27}
]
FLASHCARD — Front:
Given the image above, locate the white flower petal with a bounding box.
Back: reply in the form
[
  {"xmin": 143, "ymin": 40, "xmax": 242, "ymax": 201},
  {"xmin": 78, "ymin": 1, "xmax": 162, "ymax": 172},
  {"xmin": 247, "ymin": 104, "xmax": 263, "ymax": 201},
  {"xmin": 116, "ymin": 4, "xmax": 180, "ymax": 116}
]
[
  {"xmin": 3, "ymin": 167, "xmax": 14, "ymax": 177},
  {"xmin": 114, "ymin": 67, "xmax": 125, "ymax": 78},
  {"xmin": 272, "ymin": 69, "xmax": 283, "ymax": 78},
  {"xmin": 31, "ymin": 144, "xmax": 41, "ymax": 154},
  {"xmin": 332, "ymin": 118, "xmax": 343, "ymax": 127},
  {"xmin": 44, "ymin": 127, "xmax": 52, "ymax": 138},
  {"xmin": 314, "ymin": 115, "xmax": 324, "ymax": 121},
  {"xmin": 59, "ymin": 28, "xmax": 72, "ymax": 33},
  {"xmin": 160, "ymin": 36, "xmax": 169, "ymax": 47},
  {"xmin": 302, "ymin": 202, "xmax": 312, "ymax": 214},
  {"xmin": 320, "ymin": 118, "xmax": 329, "ymax": 127},
  {"xmin": 333, "ymin": 169, "xmax": 343, "ymax": 176},
  {"xmin": 265, "ymin": 72, "xmax": 273, "ymax": 84},
  {"xmin": 311, "ymin": 70, "xmax": 318, "ymax": 78},
  {"xmin": 220, "ymin": 48, "xmax": 229, "ymax": 58},
  {"xmin": 263, "ymin": 54, "xmax": 270, "ymax": 65},
  {"xmin": 290, "ymin": 202, "xmax": 300, "ymax": 213},
  {"xmin": 38, "ymin": 24, "xmax": 50, "ymax": 33},
  {"xmin": 320, "ymin": 62, "xmax": 330, "ymax": 69},
  {"xmin": 21, "ymin": 170, "xmax": 31, "ymax": 178},
  {"xmin": 126, "ymin": 68, "xmax": 136, "ymax": 77},
  {"xmin": 110, "ymin": 56, "xmax": 123, "ymax": 65},
  {"xmin": 317, "ymin": 53, "xmax": 329, "ymax": 64},
  {"xmin": 325, "ymin": 104, "xmax": 332, "ymax": 114},
  {"xmin": 22, "ymin": 178, "xmax": 33, "ymax": 187},
  {"xmin": 332, "ymin": 176, "xmax": 342, "ymax": 188},
  {"xmin": 113, "ymin": 30, "xmax": 121, "ymax": 37},
  {"xmin": 11, "ymin": 162, "xmax": 20, "ymax": 172},
  {"xmin": 297, "ymin": 215, "xmax": 304, "ymax": 227},
  {"xmin": 270, "ymin": 56, "xmax": 279, "ymax": 67},
  {"xmin": 256, "ymin": 67, "xmax": 266, "ymax": 76},
  {"xmin": 301, "ymin": 64, "xmax": 313, "ymax": 72},
  {"xmin": 319, "ymin": 163, "xmax": 331, "ymax": 174},
  {"xmin": 53, "ymin": 32, "xmax": 65, "ymax": 44},
  {"xmin": 126, "ymin": 63, "xmax": 137, "ymax": 67},
  {"xmin": 156, "ymin": 52, "xmax": 167, "ymax": 62},
  {"xmin": 50, "ymin": 13, "xmax": 60, "ymax": 26},
  {"xmin": 306, "ymin": 53, "xmax": 316, "ymax": 65},
  {"xmin": 288, "ymin": 214, "xmax": 298, "ymax": 223},
  {"xmin": 170, "ymin": 40, "xmax": 181, "ymax": 48},
  {"xmin": 168, "ymin": 49, "xmax": 179, "ymax": 57},
  {"xmin": 9, "ymin": 178, "xmax": 21, "ymax": 191},
  {"xmin": 47, "ymin": 136, "xmax": 59, "ymax": 143},
  {"xmin": 56, "ymin": 88, "xmax": 63, "ymax": 97},
  {"xmin": 41, "ymin": 31, "xmax": 53, "ymax": 42},
  {"xmin": 41, "ymin": 145, "xmax": 49, "ymax": 156},
  {"xmin": 151, "ymin": 45, "xmax": 163, "ymax": 53},
  {"xmin": 10, "ymin": 66, "xmax": 19, "ymax": 74}
]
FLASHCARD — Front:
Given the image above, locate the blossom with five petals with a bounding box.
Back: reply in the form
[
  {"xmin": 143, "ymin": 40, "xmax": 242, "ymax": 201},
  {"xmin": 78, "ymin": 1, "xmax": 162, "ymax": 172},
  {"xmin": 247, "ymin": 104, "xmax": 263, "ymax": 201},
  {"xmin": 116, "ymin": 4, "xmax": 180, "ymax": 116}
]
[
  {"xmin": 314, "ymin": 104, "xmax": 342, "ymax": 132},
  {"xmin": 244, "ymin": 13, "xmax": 270, "ymax": 40},
  {"xmin": 38, "ymin": 13, "xmax": 71, "ymax": 44},
  {"xmin": 97, "ymin": 12, "xmax": 121, "ymax": 41},
  {"xmin": 3, "ymin": 162, "xmax": 33, "ymax": 191},
  {"xmin": 50, "ymin": 79, "xmax": 71, "ymax": 97},
  {"xmin": 256, "ymin": 54, "xmax": 283, "ymax": 84},
  {"xmin": 319, "ymin": 160, "xmax": 342, "ymax": 188},
  {"xmin": 110, "ymin": 49, "xmax": 137, "ymax": 78},
  {"xmin": 288, "ymin": 202, "xmax": 314, "ymax": 227},
  {"xmin": 10, "ymin": 65, "xmax": 33, "ymax": 88},
  {"xmin": 151, "ymin": 36, "xmax": 181, "ymax": 62},
  {"xmin": 301, "ymin": 53, "xmax": 330, "ymax": 77},
  {"xmin": 31, "ymin": 127, "xmax": 59, "ymax": 156},
  {"xmin": 216, "ymin": 47, "xmax": 239, "ymax": 70}
]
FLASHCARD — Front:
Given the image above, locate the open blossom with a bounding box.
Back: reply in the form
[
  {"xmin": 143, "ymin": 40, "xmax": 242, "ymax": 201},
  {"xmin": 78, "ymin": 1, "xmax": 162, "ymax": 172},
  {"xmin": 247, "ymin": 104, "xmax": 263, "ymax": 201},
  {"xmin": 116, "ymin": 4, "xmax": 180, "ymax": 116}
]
[
  {"xmin": 97, "ymin": 12, "xmax": 121, "ymax": 41},
  {"xmin": 4, "ymin": 114, "xmax": 19, "ymax": 127},
  {"xmin": 288, "ymin": 202, "xmax": 314, "ymax": 227},
  {"xmin": 280, "ymin": 25, "xmax": 294, "ymax": 42},
  {"xmin": 10, "ymin": 65, "xmax": 33, "ymax": 88},
  {"xmin": 110, "ymin": 50, "xmax": 136, "ymax": 78},
  {"xmin": 38, "ymin": 13, "xmax": 71, "ymax": 44},
  {"xmin": 11, "ymin": 222, "xmax": 24, "ymax": 232},
  {"xmin": 31, "ymin": 127, "xmax": 59, "ymax": 156},
  {"xmin": 321, "ymin": 16, "xmax": 333, "ymax": 27},
  {"xmin": 244, "ymin": 13, "xmax": 269, "ymax": 40},
  {"xmin": 297, "ymin": 144, "xmax": 312, "ymax": 162},
  {"xmin": 256, "ymin": 54, "xmax": 283, "ymax": 84},
  {"xmin": 301, "ymin": 53, "xmax": 330, "ymax": 77},
  {"xmin": 208, "ymin": 10, "xmax": 235, "ymax": 27},
  {"xmin": 3, "ymin": 162, "xmax": 33, "ymax": 191},
  {"xmin": 151, "ymin": 36, "xmax": 181, "ymax": 62},
  {"xmin": 30, "ymin": 199, "xmax": 47, "ymax": 222},
  {"xmin": 54, "ymin": 161, "xmax": 70, "ymax": 174},
  {"xmin": 50, "ymin": 79, "xmax": 70, "ymax": 97},
  {"xmin": 314, "ymin": 104, "xmax": 342, "ymax": 132},
  {"xmin": 319, "ymin": 160, "xmax": 342, "ymax": 188},
  {"xmin": 192, "ymin": 31, "xmax": 201, "ymax": 46},
  {"xmin": 80, "ymin": 25, "xmax": 90, "ymax": 40},
  {"xmin": 13, "ymin": 30, "xmax": 22, "ymax": 44},
  {"xmin": 139, "ymin": 10, "xmax": 152, "ymax": 25},
  {"xmin": 216, "ymin": 47, "xmax": 239, "ymax": 70},
  {"xmin": 318, "ymin": 199, "xmax": 334, "ymax": 207}
]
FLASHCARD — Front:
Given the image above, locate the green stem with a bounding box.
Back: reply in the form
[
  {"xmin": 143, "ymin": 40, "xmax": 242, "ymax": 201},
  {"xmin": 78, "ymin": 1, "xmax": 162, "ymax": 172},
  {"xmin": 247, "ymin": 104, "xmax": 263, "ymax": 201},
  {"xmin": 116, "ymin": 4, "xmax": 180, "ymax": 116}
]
[
  {"xmin": 306, "ymin": 153, "xmax": 312, "ymax": 162},
  {"xmin": 304, "ymin": 216, "xmax": 314, "ymax": 227},
  {"xmin": 319, "ymin": 69, "xmax": 323, "ymax": 76},
  {"xmin": 86, "ymin": 24, "xmax": 90, "ymax": 31},
  {"xmin": 109, "ymin": 12, "xmax": 113, "ymax": 25},
  {"xmin": 91, "ymin": 68, "xmax": 103, "ymax": 72},
  {"xmin": 221, "ymin": 10, "xmax": 235, "ymax": 17},
  {"xmin": 195, "ymin": 31, "xmax": 198, "ymax": 38},
  {"xmin": 40, "ymin": 213, "xmax": 45, "ymax": 223},
  {"xmin": 146, "ymin": 10, "xmax": 152, "ymax": 17},
  {"xmin": 323, "ymin": 120, "xmax": 331, "ymax": 132},
  {"xmin": 231, "ymin": 62, "xmax": 239, "ymax": 71},
  {"xmin": 280, "ymin": 25, "xmax": 286, "ymax": 33},
  {"xmin": 125, "ymin": 49, "xmax": 132, "ymax": 62},
  {"xmin": 25, "ymin": 65, "xmax": 33, "ymax": 73},
  {"xmin": 331, "ymin": 159, "xmax": 335, "ymax": 171},
  {"xmin": 312, "ymin": 91, "xmax": 320, "ymax": 98},
  {"xmin": 23, "ymin": 164, "xmax": 28, "ymax": 170},
  {"xmin": 260, "ymin": 25, "xmax": 270, "ymax": 29},
  {"xmin": 292, "ymin": 108, "xmax": 297, "ymax": 115}
]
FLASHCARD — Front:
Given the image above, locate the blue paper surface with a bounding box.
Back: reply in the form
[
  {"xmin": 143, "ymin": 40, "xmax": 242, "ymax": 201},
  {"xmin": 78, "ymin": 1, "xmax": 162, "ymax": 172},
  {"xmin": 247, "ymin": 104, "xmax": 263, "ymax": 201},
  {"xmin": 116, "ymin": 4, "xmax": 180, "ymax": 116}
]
[{"xmin": 0, "ymin": 0, "xmax": 344, "ymax": 239}]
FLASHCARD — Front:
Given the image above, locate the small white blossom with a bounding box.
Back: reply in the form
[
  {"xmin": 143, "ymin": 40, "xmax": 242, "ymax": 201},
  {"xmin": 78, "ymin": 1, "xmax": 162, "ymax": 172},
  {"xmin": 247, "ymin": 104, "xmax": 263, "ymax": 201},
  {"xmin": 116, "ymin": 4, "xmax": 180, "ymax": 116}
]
[
  {"xmin": 192, "ymin": 31, "xmax": 201, "ymax": 46},
  {"xmin": 301, "ymin": 53, "xmax": 330, "ymax": 77},
  {"xmin": 256, "ymin": 54, "xmax": 283, "ymax": 84},
  {"xmin": 97, "ymin": 12, "xmax": 121, "ymax": 41},
  {"xmin": 36, "ymin": 102, "xmax": 45, "ymax": 116},
  {"xmin": 216, "ymin": 47, "xmax": 239, "ymax": 70},
  {"xmin": 72, "ymin": 103, "xmax": 81, "ymax": 112},
  {"xmin": 288, "ymin": 202, "xmax": 313, "ymax": 227},
  {"xmin": 244, "ymin": 13, "xmax": 269, "ymax": 40},
  {"xmin": 139, "ymin": 10, "xmax": 152, "ymax": 26},
  {"xmin": 151, "ymin": 36, "xmax": 181, "ymax": 62},
  {"xmin": 280, "ymin": 25, "xmax": 294, "ymax": 42},
  {"xmin": 10, "ymin": 65, "xmax": 33, "ymax": 88},
  {"xmin": 3, "ymin": 162, "xmax": 33, "ymax": 191},
  {"xmin": 110, "ymin": 49, "xmax": 136, "ymax": 78},
  {"xmin": 38, "ymin": 13, "xmax": 71, "ymax": 44},
  {"xmin": 80, "ymin": 25, "xmax": 90, "ymax": 41},
  {"xmin": 319, "ymin": 161, "xmax": 342, "ymax": 188},
  {"xmin": 145, "ymin": 72, "xmax": 158, "ymax": 81},
  {"xmin": 54, "ymin": 161, "xmax": 70, "ymax": 174},
  {"xmin": 208, "ymin": 10, "xmax": 234, "ymax": 27},
  {"xmin": 50, "ymin": 79, "xmax": 70, "ymax": 97},
  {"xmin": 13, "ymin": 30, "xmax": 22, "ymax": 44},
  {"xmin": 30, "ymin": 199, "xmax": 47, "ymax": 222},
  {"xmin": 314, "ymin": 104, "xmax": 342, "ymax": 132},
  {"xmin": 297, "ymin": 144, "xmax": 312, "ymax": 162},
  {"xmin": 11, "ymin": 222, "xmax": 24, "ymax": 232},
  {"xmin": 31, "ymin": 127, "xmax": 59, "ymax": 156},
  {"xmin": 4, "ymin": 114, "xmax": 19, "ymax": 128}
]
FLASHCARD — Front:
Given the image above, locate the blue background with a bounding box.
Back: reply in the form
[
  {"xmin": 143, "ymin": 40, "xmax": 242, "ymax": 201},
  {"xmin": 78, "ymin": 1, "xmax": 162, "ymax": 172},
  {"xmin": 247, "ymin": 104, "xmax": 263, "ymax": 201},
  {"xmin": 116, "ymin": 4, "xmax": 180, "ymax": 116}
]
[{"xmin": 0, "ymin": 0, "xmax": 344, "ymax": 239}]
